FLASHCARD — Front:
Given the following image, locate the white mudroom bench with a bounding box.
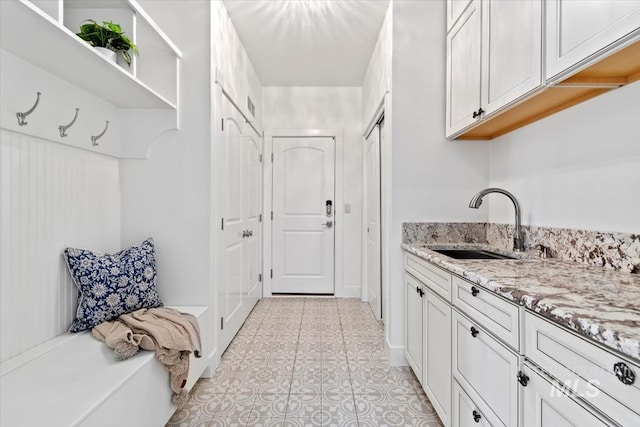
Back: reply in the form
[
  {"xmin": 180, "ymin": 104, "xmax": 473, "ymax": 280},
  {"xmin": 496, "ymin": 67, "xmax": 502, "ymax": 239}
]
[{"xmin": 0, "ymin": 305, "xmax": 210, "ymax": 427}]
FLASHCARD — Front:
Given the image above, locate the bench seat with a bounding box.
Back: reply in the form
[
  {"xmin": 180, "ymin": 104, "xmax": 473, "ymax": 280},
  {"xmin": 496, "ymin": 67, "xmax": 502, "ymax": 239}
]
[{"xmin": 0, "ymin": 305, "xmax": 210, "ymax": 427}]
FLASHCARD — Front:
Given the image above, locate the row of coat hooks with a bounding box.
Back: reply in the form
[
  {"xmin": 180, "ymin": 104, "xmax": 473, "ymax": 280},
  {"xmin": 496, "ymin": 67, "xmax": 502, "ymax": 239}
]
[{"xmin": 16, "ymin": 92, "xmax": 109, "ymax": 146}]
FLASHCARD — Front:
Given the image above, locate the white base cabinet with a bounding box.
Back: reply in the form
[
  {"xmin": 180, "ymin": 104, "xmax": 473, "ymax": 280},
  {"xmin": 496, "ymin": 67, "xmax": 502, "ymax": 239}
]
[
  {"xmin": 405, "ymin": 273, "xmax": 424, "ymax": 381},
  {"xmin": 522, "ymin": 365, "xmax": 611, "ymax": 427},
  {"xmin": 423, "ymin": 286, "xmax": 452, "ymax": 427},
  {"xmin": 453, "ymin": 380, "xmax": 495, "ymax": 427},
  {"xmin": 452, "ymin": 310, "xmax": 520, "ymax": 427},
  {"xmin": 403, "ymin": 250, "xmax": 640, "ymax": 427}
]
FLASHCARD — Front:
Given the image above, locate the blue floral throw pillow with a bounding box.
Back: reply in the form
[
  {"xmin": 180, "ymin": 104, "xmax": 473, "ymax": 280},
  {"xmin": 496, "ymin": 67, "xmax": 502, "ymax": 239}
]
[{"xmin": 64, "ymin": 238, "xmax": 163, "ymax": 333}]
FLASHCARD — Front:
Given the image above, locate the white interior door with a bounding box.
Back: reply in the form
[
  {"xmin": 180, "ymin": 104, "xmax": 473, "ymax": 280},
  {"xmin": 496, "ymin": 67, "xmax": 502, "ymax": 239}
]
[
  {"xmin": 365, "ymin": 124, "xmax": 382, "ymax": 319},
  {"xmin": 272, "ymin": 137, "xmax": 335, "ymax": 294},
  {"xmin": 218, "ymin": 96, "xmax": 244, "ymax": 351},
  {"xmin": 243, "ymin": 128, "xmax": 262, "ymax": 301},
  {"xmin": 217, "ymin": 94, "xmax": 262, "ymax": 352}
]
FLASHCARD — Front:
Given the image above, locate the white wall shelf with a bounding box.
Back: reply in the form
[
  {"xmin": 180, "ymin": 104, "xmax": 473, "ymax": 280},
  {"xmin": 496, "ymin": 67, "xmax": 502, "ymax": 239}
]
[
  {"xmin": 0, "ymin": 0, "xmax": 182, "ymax": 159},
  {"xmin": 1, "ymin": 0, "xmax": 179, "ymax": 110}
]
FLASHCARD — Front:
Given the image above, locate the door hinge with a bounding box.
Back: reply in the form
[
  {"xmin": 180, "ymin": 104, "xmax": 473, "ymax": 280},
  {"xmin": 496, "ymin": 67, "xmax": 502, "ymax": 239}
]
[
  {"xmin": 259, "ymin": 214, "xmax": 263, "ymax": 222},
  {"xmin": 220, "ymin": 317, "xmax": 224, "ymax": 330},
  {"xmin": 259, "ymin": 154, "xmax": 263, "ymax": 162},
  {"xmin": 270, "ymin": 269, "xmax": 273, "ymax": 279},
  {"xmin": 271, "ymin": 153, "xmax": 274, "ymax": 162},
  {"xmin": 221, "ymin": 218, "xmax": 224, "ymax": 230},
  {"xmin": 271, "ymin": 211, "xmax": 273, "ymax": 220},
  {"xmin": 258, "ymin": 273, "xmax": 262, "ymax": 282},
  {"xmin": 221, "ymin": 118, "xmax": 224, "ymax": 131}
]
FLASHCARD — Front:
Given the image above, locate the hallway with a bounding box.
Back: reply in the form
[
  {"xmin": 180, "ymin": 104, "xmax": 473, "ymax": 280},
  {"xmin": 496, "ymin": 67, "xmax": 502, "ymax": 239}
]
[{"xmin": 167, "ymin": 298, "xmax": 443, "ymax": 426}]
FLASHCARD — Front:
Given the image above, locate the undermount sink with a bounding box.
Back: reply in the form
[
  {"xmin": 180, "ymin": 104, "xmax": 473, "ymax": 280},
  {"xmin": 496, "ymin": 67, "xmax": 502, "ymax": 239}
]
[{"xmin": 431, "ymin": 248, "xmax": 516, "ymax": 260}]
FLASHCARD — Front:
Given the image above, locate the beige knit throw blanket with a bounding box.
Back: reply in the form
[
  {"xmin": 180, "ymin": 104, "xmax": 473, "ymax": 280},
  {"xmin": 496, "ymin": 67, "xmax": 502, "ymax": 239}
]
[{"xmin": 92, "ymin": 307, "xmax": 202, "ymax": 408}]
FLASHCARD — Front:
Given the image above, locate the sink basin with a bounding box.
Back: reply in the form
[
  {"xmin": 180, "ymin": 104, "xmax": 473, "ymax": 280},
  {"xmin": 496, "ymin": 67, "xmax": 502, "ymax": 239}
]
[{"xmin": 431, "ymin": 248, "xmax": 516, "ymax": 260}]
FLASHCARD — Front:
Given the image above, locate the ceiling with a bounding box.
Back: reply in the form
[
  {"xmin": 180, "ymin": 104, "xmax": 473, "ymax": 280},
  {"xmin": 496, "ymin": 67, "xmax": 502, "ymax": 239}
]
[{"xmin": 222, "ymin": 0, "xmax": 390, "ymax": 86}]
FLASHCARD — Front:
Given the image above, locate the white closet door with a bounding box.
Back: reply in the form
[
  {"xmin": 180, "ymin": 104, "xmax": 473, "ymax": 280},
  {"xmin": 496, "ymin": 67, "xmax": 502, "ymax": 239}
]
[
  {"xmin": 218, "ymin": 96, "xmax": 245, "ymax": 351},
  {"xmin": 365, "ymin": 125, "xmax": 382, "ymax": 320},
  {"xmin": 272, "ymin": 137, "xmax": 335, "ymax": 294},
  {"xmin": 243, "ymin": 128, "xmax": 262, "ymax": 301}
]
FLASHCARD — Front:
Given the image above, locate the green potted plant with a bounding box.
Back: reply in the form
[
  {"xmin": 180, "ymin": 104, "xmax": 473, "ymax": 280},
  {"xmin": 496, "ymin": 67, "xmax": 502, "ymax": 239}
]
[{"xmin": 76, "ymin": 20, "xmax": 139, "ymax": 67}]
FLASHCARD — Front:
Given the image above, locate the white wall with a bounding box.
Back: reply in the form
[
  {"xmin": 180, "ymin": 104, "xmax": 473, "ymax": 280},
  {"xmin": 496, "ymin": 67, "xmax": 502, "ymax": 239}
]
[
  {"xmin": 212, "ymin": 0, "xmax": 263, "ymax": 129},
  {"xmin": 488, "ymin": 81, "xmax": 640, "ymax": 233},
  {"xmin": 120, "ymin": 1, "xmax": 212, "ymax": 310},
  {"xmin": 0, "ymin": 130, "xmax": 120, "ymax": 361},
  {"xmin": 362, "ymin": 2, "xmax": 392, "ymax": 127},
  {"xmin": 262, "ymin": 87, "xmax": 363, "ymax": 296},
  {"xmin": 385, "ymin": 0, "xmax": 490, "ymax": 363}
]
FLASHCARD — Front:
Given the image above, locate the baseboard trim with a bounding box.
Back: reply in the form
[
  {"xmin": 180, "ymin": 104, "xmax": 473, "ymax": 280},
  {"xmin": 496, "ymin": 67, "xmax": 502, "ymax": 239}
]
[
  {"xmin": 385, "ymin": 335, "xmax": 408, "ymax": 367},
  {"xmin": 341, "ymin": 286, "xmax": 361, "ymax": 298}
]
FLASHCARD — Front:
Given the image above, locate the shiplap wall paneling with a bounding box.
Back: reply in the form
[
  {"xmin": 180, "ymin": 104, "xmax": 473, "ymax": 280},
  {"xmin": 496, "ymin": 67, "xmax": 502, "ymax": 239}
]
[{"xmin": 0, "ymin": 129, "xmax": 121, "ymax": 362}]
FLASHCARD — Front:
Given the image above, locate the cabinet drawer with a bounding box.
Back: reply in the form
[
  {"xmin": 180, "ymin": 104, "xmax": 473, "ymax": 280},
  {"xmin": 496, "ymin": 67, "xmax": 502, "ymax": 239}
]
[
  {"xmin": 522, "ymin": 364, "xmax": 611, "ymax": 427},
  {"xmin": 452, "ymin": 276, "xmax": 520, "ymax": 349},
  {"xmin": 524, "ymin": 312, "xmax": 640, "ymax": 427},
  {"xmin": 453, "ymin": 310, "xmax": 519, "ymax": 427},
  {"xmin": 405, "ymin": 252, "xmax": 452, "ymax": 303},
  {"xmin": 453, "ymin": 380, "xmax": 494, "ymax": 427}
]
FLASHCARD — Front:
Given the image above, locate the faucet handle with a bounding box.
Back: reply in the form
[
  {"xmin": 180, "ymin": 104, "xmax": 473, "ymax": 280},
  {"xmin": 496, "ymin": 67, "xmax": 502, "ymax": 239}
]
[{"xmin": 534, "ymin": 244, "xmax": 553, "ymax": 258}]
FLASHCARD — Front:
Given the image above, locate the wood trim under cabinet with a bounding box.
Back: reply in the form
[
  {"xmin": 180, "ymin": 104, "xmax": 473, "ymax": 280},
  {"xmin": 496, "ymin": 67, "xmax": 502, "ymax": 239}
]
[{"xmin": 457, "ymin": 40, "xmax": 640, "ymax": 140}]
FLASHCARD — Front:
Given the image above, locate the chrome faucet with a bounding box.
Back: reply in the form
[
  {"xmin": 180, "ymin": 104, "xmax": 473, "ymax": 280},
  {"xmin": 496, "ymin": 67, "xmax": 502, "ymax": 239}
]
[{"xmin": 469, "ymin": 188, "xmax": 525, "ymax": 252}]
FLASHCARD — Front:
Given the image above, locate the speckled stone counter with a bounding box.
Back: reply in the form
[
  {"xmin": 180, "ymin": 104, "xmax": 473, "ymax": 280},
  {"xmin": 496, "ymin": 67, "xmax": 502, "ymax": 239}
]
[{"xmin": 402, "ymin": 242, "xmax": 640, "ymax": 364}]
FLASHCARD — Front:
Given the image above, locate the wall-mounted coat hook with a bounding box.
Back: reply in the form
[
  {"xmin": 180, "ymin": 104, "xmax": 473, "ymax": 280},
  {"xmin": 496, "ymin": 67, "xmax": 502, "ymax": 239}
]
[
  {"xmin": 59, "ymin": 108, "xmax": 80, "ymax": 137},
  {"xmin": 16, "ymin": 92, "xmax": 41, "ymax": 126},
  {"xmin": 91, "ymin": 121, "xmax": 109, "ymax": 146}
]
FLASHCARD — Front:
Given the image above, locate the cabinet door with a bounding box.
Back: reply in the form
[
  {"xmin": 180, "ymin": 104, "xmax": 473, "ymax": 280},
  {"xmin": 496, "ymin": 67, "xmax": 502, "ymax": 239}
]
[
  {"xmin": 446, "ymin": 0, "xmax": 482, "ymax": 138},
  {"xmin": 423, "ymin": 288, "xmax": 452, "ymax": 427},
  {"xmin": 481, "ymin": 0, "xmax": 542, "ymax": 115},
  {"xmin": 522, "ymin": 365, "xmax": 611, "ymax": 427},
  {"xmin": 452, "ymin": 310, "xmax": 520, "ymax": 427},
  {"xmin": 453, "ymin": 380, "xmax": 494, "ymax": 427},
  {"xmin": 546, "ymin": 0, "xmax": 640, "ymax": 79},
  {"xmin": 447, "ymin": 0, "xmax": 473, "ymax": 32},
  {"xmin": 405, "ymin": 273, "xmax": 423, "ymax": 380}
]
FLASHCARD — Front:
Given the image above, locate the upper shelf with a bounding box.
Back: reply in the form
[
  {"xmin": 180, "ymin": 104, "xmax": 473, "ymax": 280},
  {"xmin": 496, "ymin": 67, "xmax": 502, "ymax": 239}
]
[{"xmin": 0, "ymin": 0, "xmax": 178, "ymax": 109}]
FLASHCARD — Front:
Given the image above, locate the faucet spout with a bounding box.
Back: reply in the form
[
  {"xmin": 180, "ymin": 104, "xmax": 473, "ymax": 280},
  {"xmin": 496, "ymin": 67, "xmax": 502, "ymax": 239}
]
[{"xmin": 468, "ymin": 188, "xmax": 525, "ymax": 252}]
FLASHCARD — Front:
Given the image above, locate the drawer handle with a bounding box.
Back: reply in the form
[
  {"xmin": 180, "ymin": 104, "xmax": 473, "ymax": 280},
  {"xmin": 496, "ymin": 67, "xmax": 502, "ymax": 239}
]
[
  {"xmin": 614, "ymin": 362, "xmax": 636, "ymax": 385},
  {"xmin": 470, "ymin": 326, "xmax": 479, "ymax": 338},
  {"xmin": 471, "ymin": 286, "xmax": 480, "ymax": 297},
  {"xmin": 472, "ymin": 410, "xmax": 482, "ymax": 423},
  {"xmin": 517, "ymin": 370, "xmax": 529, "ymax": 387}
]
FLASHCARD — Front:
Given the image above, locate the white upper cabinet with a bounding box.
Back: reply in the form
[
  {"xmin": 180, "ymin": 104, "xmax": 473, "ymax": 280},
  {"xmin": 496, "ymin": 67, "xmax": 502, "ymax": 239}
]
[
  {"xmin": 447, "ymin": 0, "xmax": 473, "ymax": 33},
  {"xmin": 447, "ymin": 0, "xmax": 640, "ymax": 140},
  {"xmin": 446, "ymin": 0, "xmax": 482, "ymax": 137},
  {"xmin": 546, "ymin": 0, "xmax": 640, "ymax": 80},
  {"xmin": 481, "ymin": 0, "xmax": 542, "ymax": 116},
  {"xmin": 446, "ymin": 0, "xmax": 543, "ymax": 138}
]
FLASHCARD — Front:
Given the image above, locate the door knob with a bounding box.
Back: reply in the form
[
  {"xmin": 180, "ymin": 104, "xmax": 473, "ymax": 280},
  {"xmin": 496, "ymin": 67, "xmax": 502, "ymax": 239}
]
[{"xmin": 322, "ymin": 221, "xmax": 334, "ymax": 228}]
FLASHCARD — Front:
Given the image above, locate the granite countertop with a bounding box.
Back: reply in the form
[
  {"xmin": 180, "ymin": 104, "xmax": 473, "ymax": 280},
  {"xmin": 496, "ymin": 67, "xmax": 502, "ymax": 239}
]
[{"xmin": 402, "ymin": 242, "xmax": 640, "ymax": 364}]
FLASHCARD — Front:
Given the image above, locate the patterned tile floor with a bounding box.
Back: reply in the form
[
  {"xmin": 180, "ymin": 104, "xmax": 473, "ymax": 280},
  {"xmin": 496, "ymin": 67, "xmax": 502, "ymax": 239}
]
[{"xmin": 166, "ymin": 298, "xmax": 444, "ymax": 427}]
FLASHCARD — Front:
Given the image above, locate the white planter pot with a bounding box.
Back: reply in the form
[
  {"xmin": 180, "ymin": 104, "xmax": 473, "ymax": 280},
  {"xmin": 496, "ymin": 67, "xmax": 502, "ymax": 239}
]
[{"xmin": 94, "ymin": 47, "xmax": 117, "ymax": 63}]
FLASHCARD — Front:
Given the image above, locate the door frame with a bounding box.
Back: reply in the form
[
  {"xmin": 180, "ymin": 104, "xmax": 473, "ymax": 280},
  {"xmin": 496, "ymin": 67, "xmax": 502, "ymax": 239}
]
[{"xmin": 262, "ymin": 129, "xmax": 345, "ymax": 297}]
